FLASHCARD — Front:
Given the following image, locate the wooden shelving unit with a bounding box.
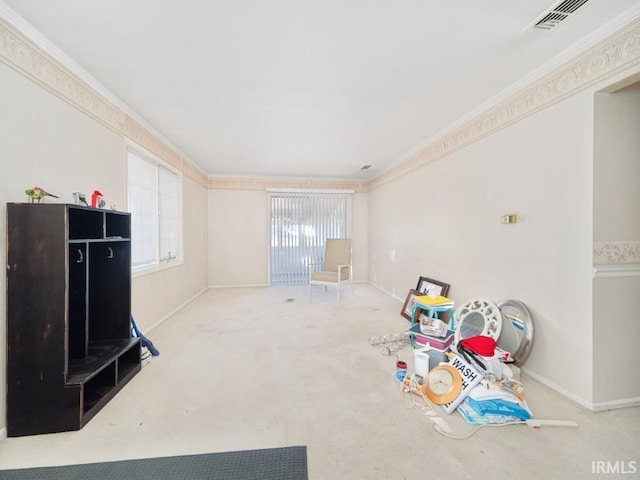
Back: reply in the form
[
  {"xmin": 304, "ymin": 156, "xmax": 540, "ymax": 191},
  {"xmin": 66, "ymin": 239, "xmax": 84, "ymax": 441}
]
[{"xmin": 6, "ymin": 203, "xmax": 141, "ymax": 436}]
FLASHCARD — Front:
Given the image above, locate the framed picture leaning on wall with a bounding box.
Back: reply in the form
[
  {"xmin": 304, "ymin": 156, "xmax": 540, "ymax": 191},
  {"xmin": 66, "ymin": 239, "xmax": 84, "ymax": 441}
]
[
  {"xmin": 401, "ymin": 289, "xmax": 423, "ymax": 321},
  {"xmin": 415, "ymin": 276, "xmax": 450, "ymax": 298}
]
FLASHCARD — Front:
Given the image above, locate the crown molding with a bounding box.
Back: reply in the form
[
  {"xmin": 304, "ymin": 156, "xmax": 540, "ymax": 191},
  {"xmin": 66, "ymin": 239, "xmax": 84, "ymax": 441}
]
[
  {"xmin": 0, "ymin": 9, "xmax": 208, "ymax": 187},
  {"xmin": 208, "ymin": 176, "xmax": 368, "ymax": 193},
  {"xmin": 368, "ymin": 15, "xmax": 640, "ymax": 191}
]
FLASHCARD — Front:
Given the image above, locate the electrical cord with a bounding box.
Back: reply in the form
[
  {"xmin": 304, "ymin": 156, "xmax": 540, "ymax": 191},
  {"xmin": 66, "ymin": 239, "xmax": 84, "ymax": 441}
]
[
  {"xmin": 397, "ymin": 373, "xmax": 438, "ymax": 417},
  {"xmin": 433, "ymin": 420, "xmax": 525, "ymax": 440}
]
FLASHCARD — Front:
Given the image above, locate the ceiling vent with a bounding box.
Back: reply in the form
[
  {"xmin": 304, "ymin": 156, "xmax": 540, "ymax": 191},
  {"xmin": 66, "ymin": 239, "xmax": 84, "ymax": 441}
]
[{"xmin": 530, "ymin": 0, "xmax": 591, "ymax": 30}]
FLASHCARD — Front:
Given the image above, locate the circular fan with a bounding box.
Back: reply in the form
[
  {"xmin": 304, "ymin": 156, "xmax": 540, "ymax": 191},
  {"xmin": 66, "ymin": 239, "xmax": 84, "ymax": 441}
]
[{"xmin": 454, "ymin": 299, "xmax": 502, "ymax": 344}]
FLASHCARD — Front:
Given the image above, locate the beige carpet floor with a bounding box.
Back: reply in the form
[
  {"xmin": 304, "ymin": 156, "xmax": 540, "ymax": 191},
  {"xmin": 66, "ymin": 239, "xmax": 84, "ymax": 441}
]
[{"xmin": 0, "ymin": 284, "xmax": 638, "ymax": 480}]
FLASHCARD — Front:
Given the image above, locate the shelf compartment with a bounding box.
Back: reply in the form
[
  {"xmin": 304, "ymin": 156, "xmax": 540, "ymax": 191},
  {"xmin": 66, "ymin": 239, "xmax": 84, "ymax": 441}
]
[
  {"xmin": 105, "ymin": 211, "xmax": 131, "ymax": 239},
  {"xmin": 88, "ymin": 242, "xmax": 131, "ymax": 342},
  {"xmin": 68, "ymin": 207, "xmax": 104, "ymax": 240},
  {"xmin": 67, "ymin": 339, "xmax": 139, "ymax": 385},
  {"xmin": 118, "ymin": 342, "xmax": 141, "ymax": 382},
  {"xmin": 82, "ymin": 362, "xmax": 116, "ymax": 413}
]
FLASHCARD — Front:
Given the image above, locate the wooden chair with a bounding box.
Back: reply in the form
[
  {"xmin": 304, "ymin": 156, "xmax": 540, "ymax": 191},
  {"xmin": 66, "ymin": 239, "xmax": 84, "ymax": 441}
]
[{"xmin": 308, "ymin": 238, "xmax": 353, "ymax": 304}]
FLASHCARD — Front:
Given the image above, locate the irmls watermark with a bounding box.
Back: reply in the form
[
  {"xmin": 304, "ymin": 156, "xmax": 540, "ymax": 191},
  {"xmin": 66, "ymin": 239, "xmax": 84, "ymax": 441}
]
[{"xmin": 591, "ymin": 460, "xmax": 637, "ymax": 475}]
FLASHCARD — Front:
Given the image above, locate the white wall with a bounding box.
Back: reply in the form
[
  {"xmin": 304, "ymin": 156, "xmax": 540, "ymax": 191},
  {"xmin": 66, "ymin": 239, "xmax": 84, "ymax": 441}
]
[
  {"xmin": 207, "ymin": 189, "xmax": 368, "ymax": 287},
  {"xmin": 132, "ymin": 175, "xmax": 209, "ymax": 328},
  {"xmin": 593, "ymin": 277, "xmax": 640, "ymax": 404},
  {"xmin": 592, "ymin": 83, "xmax": 640, "ymax": 405},
  {"xmin": 368, "ymin": 92, "xmax": 597, "ymax": 404},
  {"xmin": 593, "ymin": 84, "xmax": 640, "ymax": 241},
  {"xmin": 0, "ymin": 61, "xmax": 209, "ymax": 432},
  {"xmin": 208, "ymin": 189, "xmax": 270, "ymax": 286}
]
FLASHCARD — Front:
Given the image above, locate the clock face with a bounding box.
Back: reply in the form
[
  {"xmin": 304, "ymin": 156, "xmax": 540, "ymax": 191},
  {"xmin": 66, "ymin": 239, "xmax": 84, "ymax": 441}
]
[
  {"xmin": 424, "ymin": 364, "xmax": 463, "ymax": 405},
  {"xmin": 428, "ymin": 369, "xmax": 455, "ymax": 395}
]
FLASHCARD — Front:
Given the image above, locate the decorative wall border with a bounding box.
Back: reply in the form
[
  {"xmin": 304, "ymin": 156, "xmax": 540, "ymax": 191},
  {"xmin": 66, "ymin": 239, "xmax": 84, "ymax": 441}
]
[
  {"xmin": 593, "ymin": 240, "xmax": 640, "ymax": 265},
  {"xmin": 208, "ymin": 176, "xmax": 368, "ymax": 193},
  {"xmin": 0, "ymin": 17, "xmax": 208, "ymax": 187},
  {"xmin": 368, "ymin": 16, "xmax": 640, "ymax": 191},
  {"xmin": 593, "ymin": 241, "xmax": 640, "ymax": 278}
]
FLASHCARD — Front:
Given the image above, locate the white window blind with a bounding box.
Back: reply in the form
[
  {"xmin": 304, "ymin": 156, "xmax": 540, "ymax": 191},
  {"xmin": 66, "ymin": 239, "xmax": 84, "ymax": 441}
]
[
  {"xmin": 127, "ymin": 147, "xmax": 182, "ymax": 271},
  {"xmin": 270, "ymin": 192, "xmax": 350, "ymax": 284},
  {"xmin": 158, "ymin": 167, "xmax": 180, "ymax": 262}
]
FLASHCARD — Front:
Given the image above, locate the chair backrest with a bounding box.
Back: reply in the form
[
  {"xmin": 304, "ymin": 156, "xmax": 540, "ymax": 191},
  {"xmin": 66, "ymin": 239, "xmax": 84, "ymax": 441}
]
[{"xmin": 323, "ymin": 238, "xmax": 351, "ymax": 271}]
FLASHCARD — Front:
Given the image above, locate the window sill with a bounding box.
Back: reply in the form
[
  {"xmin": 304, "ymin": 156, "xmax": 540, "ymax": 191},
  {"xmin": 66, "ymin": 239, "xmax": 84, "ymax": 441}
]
[{"xmin": 132, "ymin": 258, "xmax": 184, "ymax": 279}]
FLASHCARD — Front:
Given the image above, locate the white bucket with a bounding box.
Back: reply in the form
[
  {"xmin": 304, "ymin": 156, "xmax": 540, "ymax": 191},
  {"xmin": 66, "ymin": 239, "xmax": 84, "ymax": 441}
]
[{"xmin": 414, "ymin": 348, "xmax": 431, "ymax": 378}]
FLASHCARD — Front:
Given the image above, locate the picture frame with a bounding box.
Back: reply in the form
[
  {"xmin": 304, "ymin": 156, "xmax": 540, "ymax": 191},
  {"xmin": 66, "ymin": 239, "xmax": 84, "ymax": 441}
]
[
  {"xmin": 415, "ymin": 276, "xmax": 450, "ymax": 298},
  {"xmin": 401, "ymin": 289, "xmax": 423, "ymax": 321}
]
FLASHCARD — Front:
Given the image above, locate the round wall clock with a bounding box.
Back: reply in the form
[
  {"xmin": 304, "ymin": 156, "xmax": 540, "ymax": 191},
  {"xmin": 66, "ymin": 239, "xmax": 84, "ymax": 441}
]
[{"xmin": 424, "ymin": 364, "xmax": 463, "ymax": 405}]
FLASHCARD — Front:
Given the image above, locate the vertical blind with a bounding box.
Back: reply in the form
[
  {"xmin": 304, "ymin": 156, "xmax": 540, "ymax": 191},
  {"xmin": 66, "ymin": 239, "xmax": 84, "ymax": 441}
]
[
  {"xmin": 127, "ymin": 147, "xmax": 181, "ymax": 270},
  {"xmin": 270, "ymin": 191, "xmax": 350, "ymax": 284},
  {"xmin": 128, "ymin": 150, "xmax": 159, "ymax": 269},
  {"xmin": 158, "ymin": 167, "xmax": 180, "ymax": 262}
]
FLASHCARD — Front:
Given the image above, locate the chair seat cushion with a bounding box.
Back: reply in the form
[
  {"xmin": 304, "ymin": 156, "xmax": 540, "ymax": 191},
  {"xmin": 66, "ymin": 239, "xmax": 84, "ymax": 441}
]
[{"xmin": 310, "ymin": 271, "xmax": 349, "ymax": 282}]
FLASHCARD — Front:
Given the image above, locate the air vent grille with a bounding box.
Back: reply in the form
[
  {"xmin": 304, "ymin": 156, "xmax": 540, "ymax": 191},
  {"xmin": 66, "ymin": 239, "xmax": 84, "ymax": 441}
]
[{"xmin": 532, "ymin": 0, "xmax": 590, "ymax": 30}]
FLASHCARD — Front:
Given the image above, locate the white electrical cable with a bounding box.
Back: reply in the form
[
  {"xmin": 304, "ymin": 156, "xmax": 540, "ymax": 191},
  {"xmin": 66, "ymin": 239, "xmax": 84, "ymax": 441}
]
[{"xmin": 433, "ymin": 420, "xmax": 526, "ymax": 439}]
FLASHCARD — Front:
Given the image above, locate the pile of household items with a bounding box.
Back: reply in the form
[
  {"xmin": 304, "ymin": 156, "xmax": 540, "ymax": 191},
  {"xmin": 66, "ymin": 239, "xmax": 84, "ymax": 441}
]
[{"xmin": 381, "ymin": 276, "xmax": 535, "ymax": 426}]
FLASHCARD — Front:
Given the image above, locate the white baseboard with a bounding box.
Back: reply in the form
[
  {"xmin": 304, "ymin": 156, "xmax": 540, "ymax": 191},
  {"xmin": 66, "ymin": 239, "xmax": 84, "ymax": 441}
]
[
  {"xmin": 522, "ymin": 367, "xmax": 640, "ymax": 412},
  {"xmin": 522, "ymin": 367, "xmax": 596, "ymax": 410},
  {"xmin": 367, "ymin": 281, "xmax": 404, "ymax": 303},
  {"xmin": 592, "ymin": 397, "xmax": 640, "ymax": 412},
  {"xmin": 145, "ymin": 287, "xmax": 208, "ymax": 333}
]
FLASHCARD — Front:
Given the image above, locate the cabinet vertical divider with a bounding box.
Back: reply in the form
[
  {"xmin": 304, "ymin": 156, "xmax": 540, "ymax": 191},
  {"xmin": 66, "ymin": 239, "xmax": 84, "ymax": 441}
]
[{"xmin": 84, "ymin": 241, "xmax": 90, "ymax": 358}]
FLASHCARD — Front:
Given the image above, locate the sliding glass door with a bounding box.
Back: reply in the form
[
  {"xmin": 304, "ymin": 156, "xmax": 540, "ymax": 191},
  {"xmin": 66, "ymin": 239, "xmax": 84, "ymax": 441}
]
[{"xmin": 269, "ymin": 191, "xmax": 350, "ymax": 284}]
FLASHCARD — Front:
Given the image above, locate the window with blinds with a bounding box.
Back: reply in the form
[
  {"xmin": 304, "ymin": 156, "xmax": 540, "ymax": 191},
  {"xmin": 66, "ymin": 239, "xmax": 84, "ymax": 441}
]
[
  {"xmin": 127, "ymin": 146, "xmax": 182, "ymax": 272},
  {"xmin": 269, "ymin": 191, "xmax": 351, "ymax": 284}
]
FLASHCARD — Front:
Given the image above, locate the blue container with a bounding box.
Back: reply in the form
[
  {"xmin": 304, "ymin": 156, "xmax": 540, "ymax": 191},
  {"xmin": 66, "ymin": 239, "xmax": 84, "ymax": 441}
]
[{"xmin": 395, "ymin": 361, "xmax": 407, "ymax": 381}]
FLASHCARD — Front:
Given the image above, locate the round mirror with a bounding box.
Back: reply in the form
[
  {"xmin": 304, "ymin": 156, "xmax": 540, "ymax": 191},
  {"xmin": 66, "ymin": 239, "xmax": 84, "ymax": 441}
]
[
  {"xmin": 496, "ymin": 299, "xmax": 534, "ymax": 366},
  {"xmin": 454, "ymin": 299, "xmax": 502, "ymax": 344}
]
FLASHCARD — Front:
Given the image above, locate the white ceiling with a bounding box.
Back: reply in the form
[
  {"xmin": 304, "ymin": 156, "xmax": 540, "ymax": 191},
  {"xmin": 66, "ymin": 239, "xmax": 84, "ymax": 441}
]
[{"xmin": 3, "ymin": 0, "xmax": 640, "ymax": 180}]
